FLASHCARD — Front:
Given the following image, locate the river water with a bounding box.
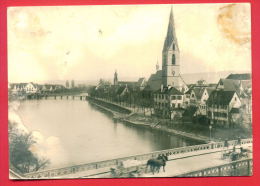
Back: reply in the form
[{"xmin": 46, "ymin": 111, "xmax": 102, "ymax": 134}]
[{"xmin": 16, "ymin": 99, "xmax": 200, "ymax": 169}]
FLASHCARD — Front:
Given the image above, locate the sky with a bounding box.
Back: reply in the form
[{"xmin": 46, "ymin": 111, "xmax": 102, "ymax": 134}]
[{"xmin": 8, "ymin": 3, "xmax": 251, "ymax": 84}]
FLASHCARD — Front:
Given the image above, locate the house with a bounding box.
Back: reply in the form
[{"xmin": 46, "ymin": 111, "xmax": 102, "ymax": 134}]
[
  {"xmin": 153, "ymin": 86, "xmax": 184, "ymax": 119},
  {"xmin": 10, "ymin": 83, "xmax": 27, "ymax": 94},
  {"xmin": 207, "ymin": 90, "xmax": 242, "ymax": 127},
  {"xmin": 116, "ymin": 85, "xmax": 132, "ymax": 97},
  {"xmin": 189, "ymin": 87, "xmax": 215, "ymax": 115},
  {"xmin": 24, "ymin": 82, "xmax": 39, "ymax": 93},
  {"xmin": 216, "ymin": 73, "xmax": 252, "ymax": 120}
]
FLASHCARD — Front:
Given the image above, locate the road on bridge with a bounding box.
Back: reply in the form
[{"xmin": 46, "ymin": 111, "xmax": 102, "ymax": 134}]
[{"xmin": 61, "ymin": 143, "xmax": 251, "ymax": 178}]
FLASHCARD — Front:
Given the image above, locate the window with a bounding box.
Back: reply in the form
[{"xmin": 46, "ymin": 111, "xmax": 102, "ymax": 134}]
[
  {"xmin": 173, "ymin": 44, "xmax": 175, "ymax": 50},
  {"xmin": 177, "ymin": 96, "xmax": 182, "ymax": 100},
  {"xmin": 178, "ymin": 103, "xmax": 181, "ymax": 108},
  {"xmin": 172, "ymin": 55, "xmax": 175, "ymax": 65}
]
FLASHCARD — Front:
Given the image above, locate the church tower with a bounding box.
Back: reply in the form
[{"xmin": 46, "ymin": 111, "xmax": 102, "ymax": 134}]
[
  {"xmin": 162, "ymin": 7, "xmax": 180, "ymax": 88},
  {"xmin": 114, "ymin": 70, "xmax": 118, "ymax": 85}
]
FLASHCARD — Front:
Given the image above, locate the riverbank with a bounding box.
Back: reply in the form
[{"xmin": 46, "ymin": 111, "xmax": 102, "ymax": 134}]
[
  {"xmin": 87, "ymin": 97, "xmax": 252, "ymax": 142},
  {"xmin": 87, "ymin": 97, "xmax": 209, "ymax": 143}
]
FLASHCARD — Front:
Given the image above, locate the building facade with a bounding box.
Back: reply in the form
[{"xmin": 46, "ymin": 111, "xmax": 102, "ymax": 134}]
[
  {"xmin": 207, "ymin": 90, "xmax": 242, "ymax": 127},
  {"xmin": 153, "ymin": 86, "xmax": 184, "ymax": 119}
]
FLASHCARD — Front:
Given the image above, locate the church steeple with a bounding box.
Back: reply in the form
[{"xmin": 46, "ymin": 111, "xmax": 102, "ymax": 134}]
[
  {"xmin": 114, "ymin": 70, "xmax": 118, "ymax": 86},
  {"xmin": 162, "ymin": 7, "xmax": 180, "ymax": 88},
  {"xmin": 163, "ymin": 7, "xmax": 179, "ymax": 52}
]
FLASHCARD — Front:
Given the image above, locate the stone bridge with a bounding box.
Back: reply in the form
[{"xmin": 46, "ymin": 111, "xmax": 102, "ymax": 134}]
[{"xmin": 10, "ymin": 138, "xmax": 252, "ymax": 179}]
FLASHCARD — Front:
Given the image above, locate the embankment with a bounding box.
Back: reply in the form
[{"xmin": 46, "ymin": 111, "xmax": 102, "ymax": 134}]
[{"xmin": 86, "ymin": 96, "xmax": 208, "ymax": 142}]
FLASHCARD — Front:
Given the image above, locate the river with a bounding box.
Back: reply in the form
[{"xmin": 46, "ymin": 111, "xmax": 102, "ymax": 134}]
[{"xmin": 16, "ymin": 99, "xmax": 201, "ymax": 169}]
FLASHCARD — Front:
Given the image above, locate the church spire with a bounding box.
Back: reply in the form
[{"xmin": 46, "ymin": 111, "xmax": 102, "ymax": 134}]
[
  {"xmin": 114, "ymin": 70, "xmax": 118, "ymax": 86},
  {"xmin": 163, "ymin": 7, "xmax": 179, "ymax": 52}
]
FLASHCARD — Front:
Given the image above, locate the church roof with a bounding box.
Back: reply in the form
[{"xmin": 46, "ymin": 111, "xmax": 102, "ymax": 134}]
[
  {"xmin": 163, "ymin": 7, "xmax": 179, "ymax": 52},
  {"xmin": 147, "ymin": 70, "xmax": 163, "ymax": 91}
]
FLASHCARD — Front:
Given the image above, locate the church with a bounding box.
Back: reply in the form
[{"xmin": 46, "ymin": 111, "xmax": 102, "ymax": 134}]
[
  {"xmin": 147, "ymin": 7, "xmax": 188, "ymax": 93},
  {"xmin": 149, "ymin": 8, "xmax": 188, "ymax": 119}
]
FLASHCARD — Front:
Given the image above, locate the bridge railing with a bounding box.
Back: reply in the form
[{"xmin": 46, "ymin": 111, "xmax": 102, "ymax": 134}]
[
  {"xmin": 23, "ymin": 138, "xmax": 252, "ymax": 179},
  {"xmin": 176, "ymin": 158, "xmax": 253, "ymax": 177}
]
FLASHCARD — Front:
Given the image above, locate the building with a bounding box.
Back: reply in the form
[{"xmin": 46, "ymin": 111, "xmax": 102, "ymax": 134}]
[
  {"xmin": 147, "ymin": 8, "xmax": 188, "ymax": 93},
  {"xmin": 189, "ymin": 87, "xmax": 215, "ymax": 116},
  {"xmin": 153, "ymin": 86, "xmax": 184, "ymax": 119},
  {"xmin": 10, "ymin": 82, "xmax": 38, "ymax": 94},
  {"xmin": 207, "ymin": 90, "xmax": 242, "ymax": 127},
  {"xmin": 216, "ymin": 73, "xmax": 252, "ymax": 122},
  {"xmin": 113, "ymin": 70, "xmax": 146, "ymax": 91}
]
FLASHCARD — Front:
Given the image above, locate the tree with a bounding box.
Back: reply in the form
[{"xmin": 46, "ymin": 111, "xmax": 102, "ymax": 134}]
[
  {"xmin": 9, "ymin": 122, "xmax": 50, "ymax": 173},
  {"xmin": 65, "ymin": 80, "xmax": 70, "ymax": 88},
  {"xmin": 71, "ymin": 80, "xmax": 75, "ymax": 88}
]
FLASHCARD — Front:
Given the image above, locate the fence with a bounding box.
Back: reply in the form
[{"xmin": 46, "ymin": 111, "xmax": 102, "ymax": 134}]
[{"xmin": 22, "ymin": 138, "xmax": 252, "ymax": 179}]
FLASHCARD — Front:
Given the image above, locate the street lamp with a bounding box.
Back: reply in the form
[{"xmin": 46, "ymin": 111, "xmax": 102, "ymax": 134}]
[{"xmin": 209, "ymin": 125, "xmax": 212, "ymax": 142}]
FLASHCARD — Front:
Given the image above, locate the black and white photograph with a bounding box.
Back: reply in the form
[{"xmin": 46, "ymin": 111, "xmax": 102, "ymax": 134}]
[{"xmin": 8, "ymin": 3, "xmax": 252, "ymax": 179}]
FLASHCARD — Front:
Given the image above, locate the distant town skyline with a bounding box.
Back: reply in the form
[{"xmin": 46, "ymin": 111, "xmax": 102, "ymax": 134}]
[{"xmin": 8, "ymin": 4, "xmax": 251, "ymax": 83}]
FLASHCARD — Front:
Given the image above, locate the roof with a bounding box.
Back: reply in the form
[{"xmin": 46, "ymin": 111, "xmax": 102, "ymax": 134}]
[
  {"xmin": 207, "ymin": 90, "xmax": 236, "ymax": 106},
  {"xmin": 155, "ymin": 86, "xmax": 183, "ymax": 95},
  {"xmin": 163, "ymin": 8, "xmax": 179, "ymax": 51},
  {"xmin": 217, "ymin": 78, "xmax": 251, "ymax": 96},
  {"xmin": 192, "ymin": 87, "xmax": 205, "ymax": 100},
  {"xmin": 226, "ymin": 73, "xmax": 251, "ymax": 80},
  {"xmin": 137, "ymin": 77, "xmax": 145, "ymax": 86},
  {"xmin": 147, "ymin": 70, "xmax": 163, "ymax": 91},
  {"xmin": 206, "ymin": 87, "xmax": 215, "ymax": 96},
  {"xmin": 118, "ymin": 81, "xmax": 136, "ymax": 87}
]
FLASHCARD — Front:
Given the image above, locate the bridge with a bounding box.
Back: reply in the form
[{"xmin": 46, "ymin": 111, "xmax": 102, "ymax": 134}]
[
  {"xmin": 10, "ymin": 138, "xmax": 252, "ymax": 179},
  {"xmin": 26, "ymin": 93, "xmax": 89, "ymax": 100}
]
